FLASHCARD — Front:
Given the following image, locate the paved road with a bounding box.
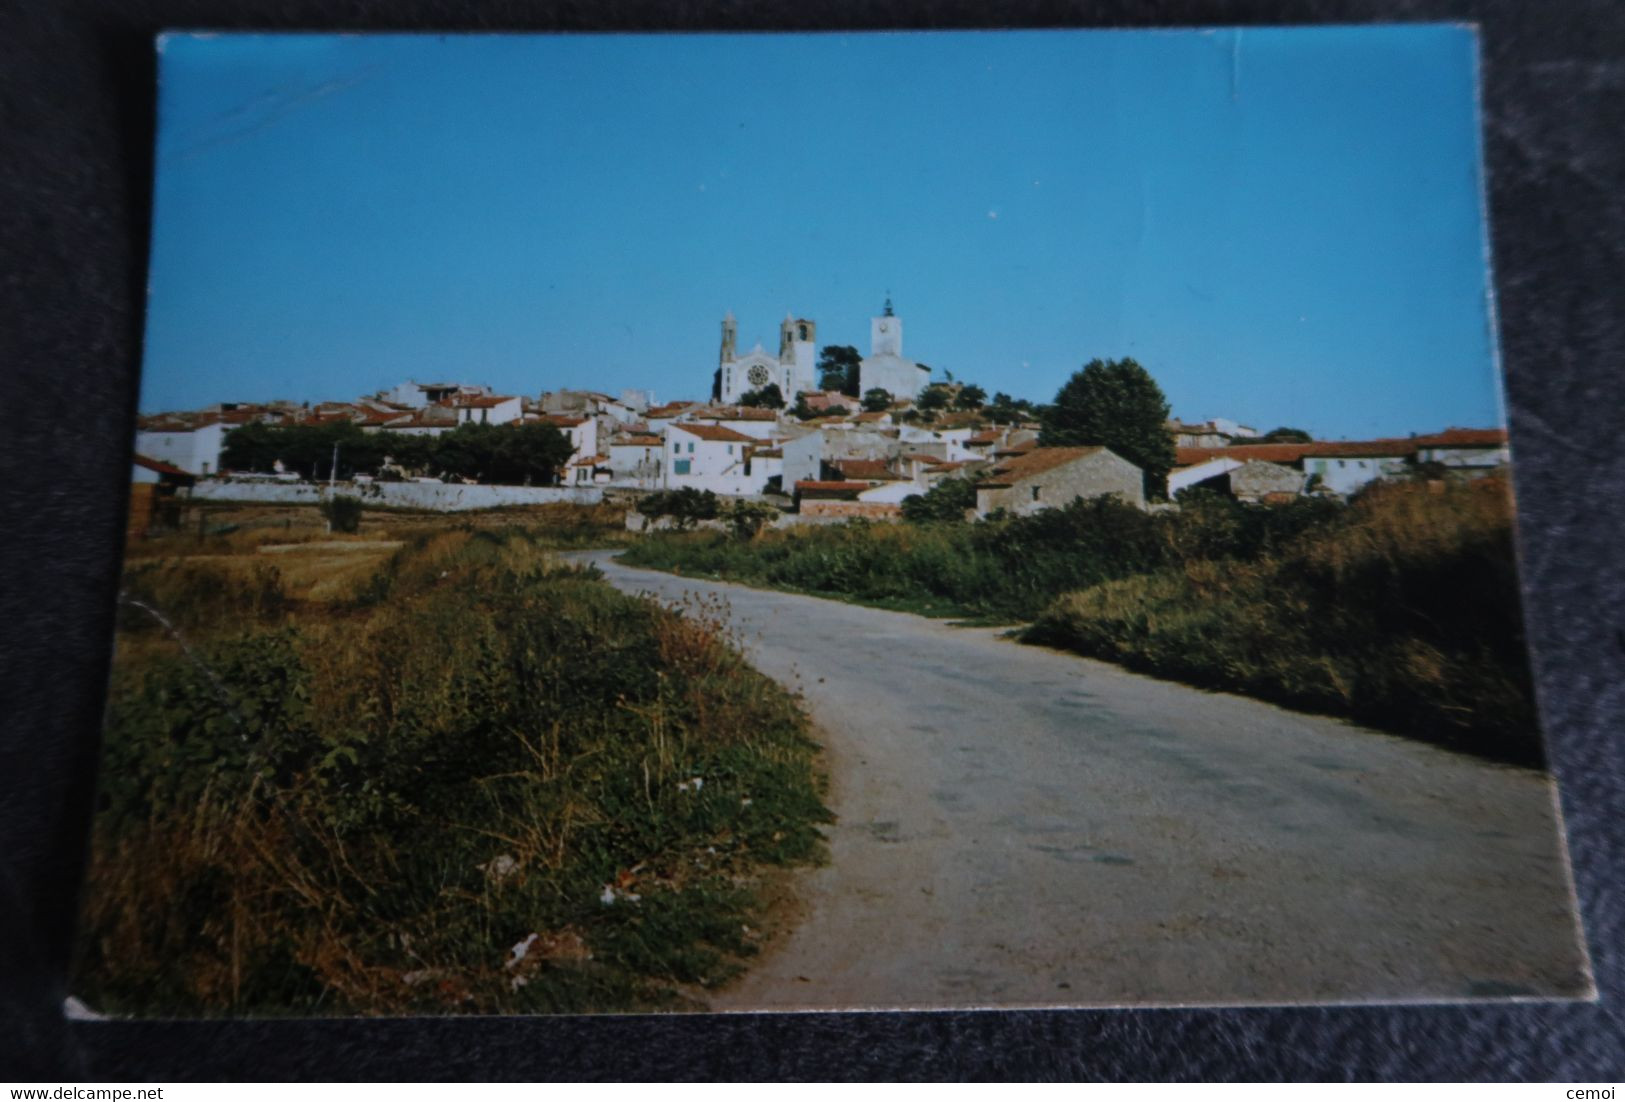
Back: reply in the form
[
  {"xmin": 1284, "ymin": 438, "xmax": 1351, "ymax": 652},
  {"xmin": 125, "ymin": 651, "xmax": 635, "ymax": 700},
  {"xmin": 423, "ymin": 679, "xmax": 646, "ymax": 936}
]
[{"xmin": 579, "ymin": 553, "xmax": 1592, "ymax": 1011}]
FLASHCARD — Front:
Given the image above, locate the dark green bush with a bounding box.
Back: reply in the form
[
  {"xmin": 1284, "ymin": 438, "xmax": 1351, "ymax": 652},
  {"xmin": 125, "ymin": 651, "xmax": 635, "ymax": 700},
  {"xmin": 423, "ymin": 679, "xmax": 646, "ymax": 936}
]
[{"xmin": 319, "ymin": 495, "xmax": 364, "ymax": 533}]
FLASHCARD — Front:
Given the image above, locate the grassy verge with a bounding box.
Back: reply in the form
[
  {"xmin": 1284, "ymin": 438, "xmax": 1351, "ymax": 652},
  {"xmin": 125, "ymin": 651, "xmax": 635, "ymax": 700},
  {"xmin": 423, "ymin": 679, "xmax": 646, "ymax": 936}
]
[
  {"xmin": 1024, "ymin": 479, "xmax": 1540, "ymax": 765},
  {"xmin": 620, "ymin": 480, "xmax": 1541, "ymax": 765},
  {"xmin": 78, "ymin": 519, "xmax": 830, "ymax": 1016}
]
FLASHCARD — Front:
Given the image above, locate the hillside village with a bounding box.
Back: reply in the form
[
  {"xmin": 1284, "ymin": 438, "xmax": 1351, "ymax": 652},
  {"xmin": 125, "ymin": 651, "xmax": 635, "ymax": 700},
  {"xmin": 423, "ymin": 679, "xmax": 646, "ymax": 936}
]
[{"xmin": 132, "ymin": 301, "xmax": 1511, "ymax": 524}]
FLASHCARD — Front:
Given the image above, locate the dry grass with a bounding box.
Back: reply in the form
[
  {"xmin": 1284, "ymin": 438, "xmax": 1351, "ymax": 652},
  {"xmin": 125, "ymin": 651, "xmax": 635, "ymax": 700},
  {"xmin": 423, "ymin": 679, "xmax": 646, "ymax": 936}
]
[{"xmin": 80, "ymin": 516, "xmax": 830, "ymax": 1016}]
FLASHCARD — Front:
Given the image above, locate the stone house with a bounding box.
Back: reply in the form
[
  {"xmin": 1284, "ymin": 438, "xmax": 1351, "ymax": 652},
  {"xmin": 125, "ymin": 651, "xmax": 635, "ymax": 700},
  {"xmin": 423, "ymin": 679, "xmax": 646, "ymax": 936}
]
[
  {"xmin": 1228, "ymin": 459, "xmax": 1307, "ymax": 502},
  {"xmin": 974, "ymin": 446, "xmax": 1144, "ymax": 517}
]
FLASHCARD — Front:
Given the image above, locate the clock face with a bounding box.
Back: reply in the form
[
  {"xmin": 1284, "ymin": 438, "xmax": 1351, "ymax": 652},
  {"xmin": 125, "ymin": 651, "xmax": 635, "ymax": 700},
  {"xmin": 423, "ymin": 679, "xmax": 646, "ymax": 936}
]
[
  {"xmin": 879, "ymin": 322, "xmax": 889, "ymax": 333},
  {"xmin": 747, "ymin": 364, "xmax": 771, "ymax": 387}
]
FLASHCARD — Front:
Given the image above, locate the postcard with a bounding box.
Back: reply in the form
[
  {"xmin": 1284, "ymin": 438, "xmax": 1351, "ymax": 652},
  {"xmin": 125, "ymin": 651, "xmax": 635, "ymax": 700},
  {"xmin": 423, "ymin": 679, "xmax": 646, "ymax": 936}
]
[{"xmin": 79, "ymin": 25, "xmax": 1591, "ymax": 1016}]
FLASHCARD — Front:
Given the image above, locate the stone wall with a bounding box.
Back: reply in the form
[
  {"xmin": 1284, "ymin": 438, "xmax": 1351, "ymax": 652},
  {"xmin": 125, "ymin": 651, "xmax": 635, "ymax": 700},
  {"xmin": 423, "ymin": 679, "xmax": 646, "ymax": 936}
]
[
  {"xmin": 800, "ymin": 499, "xmax": 902, "ymax": 520},
  {"xmin": 189, "ymin": 479, "xmax": 604, "ymax": 511}
]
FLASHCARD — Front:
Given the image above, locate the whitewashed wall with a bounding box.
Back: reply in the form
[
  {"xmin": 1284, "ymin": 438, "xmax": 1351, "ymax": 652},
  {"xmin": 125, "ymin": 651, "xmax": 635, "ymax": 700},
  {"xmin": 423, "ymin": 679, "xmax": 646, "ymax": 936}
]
[{"xmin": 189, "ymin": 480, "xmax": 604, "ymax": 511}]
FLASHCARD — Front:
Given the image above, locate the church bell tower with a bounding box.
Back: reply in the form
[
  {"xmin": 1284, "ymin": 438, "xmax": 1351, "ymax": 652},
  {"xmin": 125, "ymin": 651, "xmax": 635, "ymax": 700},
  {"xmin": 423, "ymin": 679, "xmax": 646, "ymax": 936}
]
[{"xmin": 720, "ymin": 311, "xmax": 738, "ymax": 365}]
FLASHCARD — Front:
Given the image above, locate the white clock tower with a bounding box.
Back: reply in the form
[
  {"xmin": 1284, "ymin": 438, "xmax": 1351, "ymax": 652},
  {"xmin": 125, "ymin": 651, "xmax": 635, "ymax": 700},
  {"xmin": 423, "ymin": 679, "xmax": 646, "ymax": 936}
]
[
  {"xmin": 858, "ymin": 295, "xmax": 928, "ymax": 402},
  {"xmin": 871, "ymin": 296, "xmax": 903, "ymax": 357}
]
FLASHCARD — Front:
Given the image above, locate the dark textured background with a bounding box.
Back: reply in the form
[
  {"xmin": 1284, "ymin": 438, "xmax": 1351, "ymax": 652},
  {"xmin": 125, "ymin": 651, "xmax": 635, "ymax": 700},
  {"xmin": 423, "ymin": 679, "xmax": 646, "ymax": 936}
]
[{"xmin": 1, "ymin": 0, "xmax": 1620, "ymax": 1081}]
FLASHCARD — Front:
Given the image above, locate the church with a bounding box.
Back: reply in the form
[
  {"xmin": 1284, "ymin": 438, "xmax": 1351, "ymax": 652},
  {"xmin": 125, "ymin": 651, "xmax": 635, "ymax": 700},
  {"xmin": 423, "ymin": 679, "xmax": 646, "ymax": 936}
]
[
  {"xmin": 713, "ymin": 299, "xmax": 929, "ymax": 407},
  {"xmin": 714, "ymin": 312, "xmax": 819, "ymax": 405},
  {"xmin": 857, "ymin": 297, "xmax": 929, "ymax": 403}
]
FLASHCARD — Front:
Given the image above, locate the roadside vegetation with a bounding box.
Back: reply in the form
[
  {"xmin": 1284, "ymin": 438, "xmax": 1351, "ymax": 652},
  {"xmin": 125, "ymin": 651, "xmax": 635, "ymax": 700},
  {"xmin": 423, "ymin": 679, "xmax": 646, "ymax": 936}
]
[
  {"xmin": 78, "ymin": 513, "xmax": 830, "ymax": 1016},
  {"xmin": 620, "ymin": 479, "xmax": 1542, "ymax": 765}
]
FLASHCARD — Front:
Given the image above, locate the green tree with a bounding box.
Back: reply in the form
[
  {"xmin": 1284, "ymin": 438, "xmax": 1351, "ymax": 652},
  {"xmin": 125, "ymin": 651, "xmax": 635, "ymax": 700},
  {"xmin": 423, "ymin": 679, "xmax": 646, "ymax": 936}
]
[
  {"xmin": 899, "ymin": 477, "xmax": 978, "ymax": 523},
  {"xmin": 861, "ymin": 388, "xmax": 893, "ymax": 413},
  {"xmin": 640, "ymin": 487, "xmax": 720, "ymax": 530},
  {"xmin": 955, "ymin": 384, "xmax": 987, "ymax": 410},
  {"xmin": 916, "ymin": 384, "xmax": 951, "ymax": 414},
  {"xmin": 740, "ymin": 383, "xmax": 785, "ymax": 409},
  {"xmin": 1039, "ymin": 358, "xmax": 1177, "ymax": 499},
  {"xmin": 722, "ymin": 499, "xmax": 779, "ymax": 540},
  {"xmin": 817, "ymin": 345, "xmax": 863, "ymax": 396},
  {"xmin": 493, "ymin": 422, "xmax": 577, "ymax": 484},
  {"xmin": 1256, "ymin": 426, "xmax": 1313, "ymax": 444}
]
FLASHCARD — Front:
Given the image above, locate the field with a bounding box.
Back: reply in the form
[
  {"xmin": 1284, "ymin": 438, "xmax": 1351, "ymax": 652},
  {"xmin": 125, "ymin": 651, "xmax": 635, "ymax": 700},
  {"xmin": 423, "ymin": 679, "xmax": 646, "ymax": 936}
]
[
  {"xmin": 77, "ymin": 503, "xmax": 830, "ymax": 1016},
  {"xmin": 620, "ymin": 479, "xmax": 1543, "ymax": 766}
]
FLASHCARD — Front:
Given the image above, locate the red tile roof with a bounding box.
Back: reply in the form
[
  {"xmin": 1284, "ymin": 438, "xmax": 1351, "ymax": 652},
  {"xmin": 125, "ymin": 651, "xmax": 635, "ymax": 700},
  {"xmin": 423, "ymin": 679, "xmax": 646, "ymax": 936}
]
[
  {"xmin": 979, "ymin": 446, "xmax": 1108, "ymax": 488},
  {"xmin": 1174, "ymin": 439, "xmax": 1417, "ymax": 467},
  {"xmin": 831, "ymin": 458, "xmax": 904, "ymax": 481},
  {"xmin": 132, "ymin": 454, "xmax": 193, "ymax": 478},
  {"xmin": 647, "ymin": 402, "xmax": 701, "ymax": 418},
  {"xmin": 449, "ymin": 394, "xmax": 517, "ymax": 409},
  {"xmin": 695, "ymin": 406, "xmax": 780, "ymax": 421},
  {"xmin": 672, "ymin": 423, "xmax": 758, "ymax": 444},
  {"xmin": 536, "ymin": 414, "xmax": 587, "ymax": 427},
  {"xmin": 1412, "ymin": 427, "xmax": 1508, "ymax": 448}
]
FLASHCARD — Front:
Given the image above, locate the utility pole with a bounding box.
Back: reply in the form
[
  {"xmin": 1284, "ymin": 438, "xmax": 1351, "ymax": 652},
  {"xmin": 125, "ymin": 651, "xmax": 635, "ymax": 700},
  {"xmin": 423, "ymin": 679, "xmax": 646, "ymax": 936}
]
[{"xmin": 330, "ymin": 443, "xmax": 339, "ymax": 487}]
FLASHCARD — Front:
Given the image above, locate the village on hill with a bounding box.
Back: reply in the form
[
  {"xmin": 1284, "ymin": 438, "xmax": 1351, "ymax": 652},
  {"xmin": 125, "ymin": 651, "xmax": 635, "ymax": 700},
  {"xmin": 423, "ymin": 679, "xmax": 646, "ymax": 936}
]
[{"xmin": 130, "ymin": 299, "xmax": 1511, "ymax": 531}]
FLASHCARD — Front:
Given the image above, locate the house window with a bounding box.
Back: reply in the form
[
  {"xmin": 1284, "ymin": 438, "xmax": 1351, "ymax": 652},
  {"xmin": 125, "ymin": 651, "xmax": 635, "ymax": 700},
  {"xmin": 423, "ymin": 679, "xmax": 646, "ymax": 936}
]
[
  {"xmin": 674, "ymin": 459, "xmax": 691, "ymax": 475},
  {"xmin": 1337, "ymin": 460, "xmax": 1346, "ymax": 468},
  {"xmin": 673, "ymin": 442, "xmax": 680, "ymax": 454},
  {"xmin": 1032, "ymin": 485, "xmax": 1041, "ymax": 501},
  {"xmin": 688, "ymin": 442, "xmax": 695, "ymax": 453},
  {"xmin": 727, "ymin": 444, "xmax": 733, "ymax": 455}
]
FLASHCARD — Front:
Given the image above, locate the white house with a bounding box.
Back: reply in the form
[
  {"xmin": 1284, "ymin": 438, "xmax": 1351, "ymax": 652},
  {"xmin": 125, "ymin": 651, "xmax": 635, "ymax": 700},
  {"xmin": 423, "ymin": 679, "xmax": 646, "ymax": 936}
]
[
  {"xmin": 533, "ymin": 414, "xmax": 599, "ymax": 467},
  {"xmin": 608, "ymin": 432, "xmax": 665, "ymax": 490},
  {"xmin": 665, "ymin": 423, "xmax": 768, "ymax": 496},
  {"xmin": 780, "ymin": 427, "xmax": 897, "ymax": 489},
  {"xmin": 1413, "ymin": 428, "xmax": 1510, "ymax": 471},
  {"xmin": 681, "ymin": 406, "xmax": 782, "ymax": 440},
  {"xmin": 1300, "ymin": 444, "xmax": 1411, "ymax": 495},
  {"xmin": 448, "ymin": 394, "xmax": 523, "ymax": 426},
  {"xmin": 134, "ymin": 420, "xmax": 226, "ymax": 476}
]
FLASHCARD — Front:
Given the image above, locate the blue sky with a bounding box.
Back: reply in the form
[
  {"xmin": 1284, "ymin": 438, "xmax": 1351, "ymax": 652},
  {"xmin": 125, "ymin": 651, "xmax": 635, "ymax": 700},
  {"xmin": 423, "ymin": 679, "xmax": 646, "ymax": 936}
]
[{"xmin": 143, "ymin": 26, "xmax": 1502, "ymax": 439}]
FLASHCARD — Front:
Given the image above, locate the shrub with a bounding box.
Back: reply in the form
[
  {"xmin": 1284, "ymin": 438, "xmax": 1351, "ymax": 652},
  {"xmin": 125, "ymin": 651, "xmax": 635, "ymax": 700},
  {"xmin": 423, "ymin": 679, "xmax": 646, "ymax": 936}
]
[
  {"xmin": 1027, "ymin": 480, "xmax": 1539, "ymax": 764},
  {"xmin": 722, "ymin": 499, "xmax": 779, "ymax": 540},
  {"xmin": 319, "ymin": 495, "xmax": 363, "ymax": 533},
  {"xmin": 900, "ymin": 478, "xmax": 976, "ymax": 523},
  {"xmin": 640, "ymin": 488, "xmax": 720, "ymax": 530},
  {"xmin": 77, "ymin": 526, "xmax": 831, "ymax": 1016}
]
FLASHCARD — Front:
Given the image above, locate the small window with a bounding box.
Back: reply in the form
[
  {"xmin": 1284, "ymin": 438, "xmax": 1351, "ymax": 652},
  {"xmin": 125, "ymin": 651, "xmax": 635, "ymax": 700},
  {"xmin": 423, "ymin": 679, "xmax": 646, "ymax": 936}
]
[
  {"xmin": 727, "ymin": 444, "xmax": 733, "ymax": 455},
  {"xmin": 1337, "ymin": 460, "xmax": 1346, "ymax": 468},
  {"xmin": 1032, "ymin": 485, "xmax": 1041, "ymax": 501},
  {"xmin": 688, "ymin": 442, "xmax": 695, "ymax": 453},
  {"xmin": 674, "ymin": 459, "xmax": 691, "ymax": 475}
]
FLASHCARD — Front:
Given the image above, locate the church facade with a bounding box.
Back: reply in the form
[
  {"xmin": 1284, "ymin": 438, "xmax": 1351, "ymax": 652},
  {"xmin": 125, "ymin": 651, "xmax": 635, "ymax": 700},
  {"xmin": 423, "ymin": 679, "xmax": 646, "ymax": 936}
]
[
  {"xmin": 716, "ymin": 312, "xmax": 819, "ymax": 406},
  {"xmin": 712, "ymin": 300, "xmax": 929, "ymax": 407}
]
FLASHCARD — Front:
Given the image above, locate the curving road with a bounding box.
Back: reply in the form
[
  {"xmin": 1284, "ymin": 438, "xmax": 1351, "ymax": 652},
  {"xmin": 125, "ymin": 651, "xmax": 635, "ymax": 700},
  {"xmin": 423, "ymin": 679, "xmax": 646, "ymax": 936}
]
[{"xmin": 579, "ymin": 552, "xmax": 1592, "ymax": 1012}]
